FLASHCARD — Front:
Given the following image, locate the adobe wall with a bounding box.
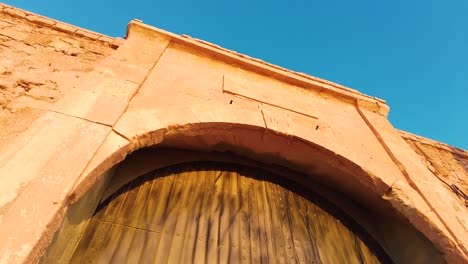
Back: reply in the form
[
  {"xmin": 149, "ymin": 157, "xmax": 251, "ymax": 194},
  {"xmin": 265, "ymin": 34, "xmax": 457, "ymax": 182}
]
[
  {"xmin": 400, "ymin": 130, "xmax": 468, "ymax": 208},
  {"xmin": 0, "ymin": 5, "xmax": 118, "ymax": 151},
  {"xmin": 0, "ymin": 3, "xmax": 466, "ymax": 264}
]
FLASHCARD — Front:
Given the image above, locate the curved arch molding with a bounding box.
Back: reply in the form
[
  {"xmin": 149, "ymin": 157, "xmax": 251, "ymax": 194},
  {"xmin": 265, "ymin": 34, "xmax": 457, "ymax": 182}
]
[{"xmin": 0, "ymin": 17, "xmax": 466, "ymax": 264}]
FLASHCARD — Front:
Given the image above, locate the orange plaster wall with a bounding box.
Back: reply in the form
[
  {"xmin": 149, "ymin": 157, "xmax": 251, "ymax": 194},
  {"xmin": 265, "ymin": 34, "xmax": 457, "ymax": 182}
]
[
  {"xmin": 0, "ymin": 5, "xmax": 119, "ymax": 152},
  {"xmin": 0, "ymin": 3, "xmax": 467, "ymax": 264},
  {"xmin": 400, "ymin": 131, "xmax": 468, "ymax": 210}
]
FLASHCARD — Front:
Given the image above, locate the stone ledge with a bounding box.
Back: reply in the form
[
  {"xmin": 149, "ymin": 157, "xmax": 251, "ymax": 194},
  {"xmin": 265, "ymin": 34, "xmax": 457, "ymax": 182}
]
[{"xmin": 0, "ymin": 3, "xmax": 121, "ymax": 49}]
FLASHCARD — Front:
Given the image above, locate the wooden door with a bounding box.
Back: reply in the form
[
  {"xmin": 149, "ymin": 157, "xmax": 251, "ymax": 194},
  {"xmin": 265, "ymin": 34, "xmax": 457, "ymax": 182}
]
[{"xmin": 69, "ymin": 162, "xmax": 390, "ymax": 263}]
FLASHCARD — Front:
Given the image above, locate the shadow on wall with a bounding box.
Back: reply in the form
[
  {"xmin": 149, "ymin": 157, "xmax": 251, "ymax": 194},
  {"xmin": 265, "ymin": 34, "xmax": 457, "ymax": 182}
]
[{"xmin": 448, "ymin": 146, "xmax": 468, "ymax": 206}]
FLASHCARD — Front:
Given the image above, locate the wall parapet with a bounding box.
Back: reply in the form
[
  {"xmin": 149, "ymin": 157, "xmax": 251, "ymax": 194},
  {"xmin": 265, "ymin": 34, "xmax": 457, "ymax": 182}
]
[
  {"xmin": 126, "ymin": 20, "xmax": 389, "ymax": 116},
  {"xmin": 399, "ymin": 130, "xmax": 468, "ymax": 154},
  {"xmin": 0, "ymin": 3, "xmax": 123, "ymax": 49}
]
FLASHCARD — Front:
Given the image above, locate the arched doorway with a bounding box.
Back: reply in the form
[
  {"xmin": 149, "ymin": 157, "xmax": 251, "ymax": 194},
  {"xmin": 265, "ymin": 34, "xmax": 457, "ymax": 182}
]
[{"xmin": 67, "ymin": 162, "xmax": 390, "ymax": 263}]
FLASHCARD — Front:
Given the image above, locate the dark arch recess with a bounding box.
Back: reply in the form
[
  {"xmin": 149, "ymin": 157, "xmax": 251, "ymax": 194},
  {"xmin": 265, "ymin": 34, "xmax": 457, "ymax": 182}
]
[{"xmin": 88, "ymin": 161, "xmax": 393, "ymax": 263}]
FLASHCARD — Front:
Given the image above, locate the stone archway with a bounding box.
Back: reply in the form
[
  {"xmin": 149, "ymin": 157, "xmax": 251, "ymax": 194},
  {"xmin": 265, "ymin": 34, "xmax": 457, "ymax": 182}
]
[
  {"xmin": 43, "ymin": 148, "xmax": 443, "ymax": 264},
  {"xmin": 1, "ymin": 15, "xmax": 466, "ymax": 263}
]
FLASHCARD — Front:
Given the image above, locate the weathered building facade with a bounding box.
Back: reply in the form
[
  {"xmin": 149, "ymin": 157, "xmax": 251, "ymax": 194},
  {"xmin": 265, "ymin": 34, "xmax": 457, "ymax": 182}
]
[{"xmin": 0, "ymin": 4, "xmax": 466, "ymax": 263}]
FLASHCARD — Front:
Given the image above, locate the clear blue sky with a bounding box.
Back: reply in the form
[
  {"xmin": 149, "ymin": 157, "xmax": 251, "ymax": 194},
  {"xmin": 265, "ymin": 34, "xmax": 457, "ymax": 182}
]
[{"xmin": 4, "ymin": 0, "xmax": 467, "ymax": 149}]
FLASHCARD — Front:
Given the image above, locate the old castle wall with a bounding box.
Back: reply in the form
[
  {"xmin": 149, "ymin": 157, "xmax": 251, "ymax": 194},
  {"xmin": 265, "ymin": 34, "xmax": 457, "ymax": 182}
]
[
  {"xmin": 0, "ymin": 7, "xmax": 117, "ymax": 151},
  {"xmin": 0, "ymin": 3, "xmax": 466, "ymax": 263}
]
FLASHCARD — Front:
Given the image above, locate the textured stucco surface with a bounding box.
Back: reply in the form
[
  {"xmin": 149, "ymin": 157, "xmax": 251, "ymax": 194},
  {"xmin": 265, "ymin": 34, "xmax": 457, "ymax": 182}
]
[
  {"xmin": 0, "ymin": 7, "xmax": 116, "ymax": 151},
  {"xmin": 400, "ymin": 131, "xmax": 468, "ymax": 209},
  {"xmin": 0, "ymin": 3, "xmax": 466, "ymax": 264}
]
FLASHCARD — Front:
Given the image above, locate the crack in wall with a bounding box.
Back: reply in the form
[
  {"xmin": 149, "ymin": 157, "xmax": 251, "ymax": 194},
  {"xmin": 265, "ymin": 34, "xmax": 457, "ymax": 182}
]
[{"xmin": 354, "ymin": 100, "xmax": 468, "ymax": 259}]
